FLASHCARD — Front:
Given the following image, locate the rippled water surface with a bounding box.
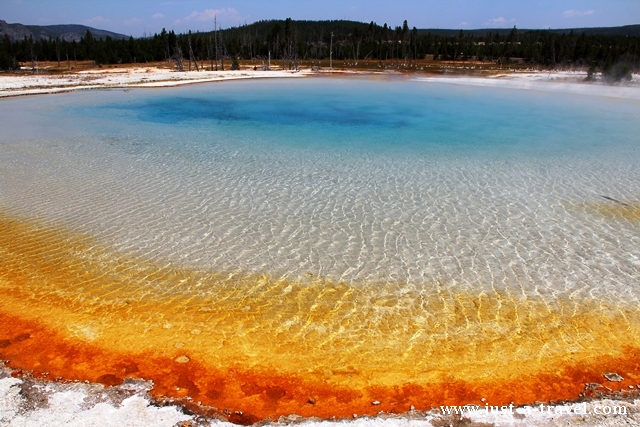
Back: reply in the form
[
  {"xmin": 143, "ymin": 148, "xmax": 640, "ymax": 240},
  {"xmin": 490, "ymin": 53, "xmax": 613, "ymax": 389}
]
[
  {"xmin": 1, "ymin": 76, "xmax": 640, "ymax": 420},
  {"xmin": 3, "ymin": 77, "xmax": 639, "ymax": 294}
]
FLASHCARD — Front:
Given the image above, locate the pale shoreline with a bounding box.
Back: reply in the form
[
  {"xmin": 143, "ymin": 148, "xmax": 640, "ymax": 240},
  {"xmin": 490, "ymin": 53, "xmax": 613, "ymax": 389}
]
[
  {"xmin": 415, "ymin": 71, "xmax": 640, "ymax": 100},
  {"xmin": 2, "ymin": 364, "xmax": 640, "ymax": 427},
  {"xmin": 0, "ymin": 68, "xmax": 312, "ymax": 98},
  {"xmin": 1, "ymin": 66, "xmax": 639, "ymax": 99}
]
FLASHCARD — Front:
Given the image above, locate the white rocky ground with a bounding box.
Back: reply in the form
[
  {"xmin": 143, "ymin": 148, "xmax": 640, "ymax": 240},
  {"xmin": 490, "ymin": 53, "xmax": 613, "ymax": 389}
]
[
  {"xmin": 415, "ymin": 71, "xmax": 640, "ymax": 100},
  {"xmin": 2, "ymin": 365, "xmax": 640, "ymax": 427},
  {"xmin": 0, "ymin": 67, "xmax": 309, "ymax": 97},
  {"xmin": 0, "ymin": 67, "xmax": 639, "ymax": 99}
]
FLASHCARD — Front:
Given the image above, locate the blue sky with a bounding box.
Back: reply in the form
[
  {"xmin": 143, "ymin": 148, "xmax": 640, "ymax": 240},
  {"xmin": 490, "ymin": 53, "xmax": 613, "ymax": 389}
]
[{"xmin": 2, "ymin": 0, "xmax": 639, "ymax": 37}]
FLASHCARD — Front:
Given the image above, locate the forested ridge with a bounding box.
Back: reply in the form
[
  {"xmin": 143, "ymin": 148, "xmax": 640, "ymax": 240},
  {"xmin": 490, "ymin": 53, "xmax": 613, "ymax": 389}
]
[{"xmin": 1, "ymin": 18, "xmax": 638, "ymax": 79}]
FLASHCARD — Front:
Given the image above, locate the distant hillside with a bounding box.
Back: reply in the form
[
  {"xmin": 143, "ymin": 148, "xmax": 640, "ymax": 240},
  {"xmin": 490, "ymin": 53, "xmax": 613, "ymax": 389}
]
[
  {"xmin": 0, "ymin": 20, "xmax": 128, "ymax": 42},
  {"xmin": 555, "ymin": 24, "xmax": 640, "ymax": 37},
  {"xmin": 213, "ymin": 20, "xmax": 640, "ymax": 39},
  {"xmin": 418, "ymin": 24, "xmax": 640, "ymax": 37},
  {"xmin": 221, "ymin": 19, "xmax": 369, "ymax": 37}
]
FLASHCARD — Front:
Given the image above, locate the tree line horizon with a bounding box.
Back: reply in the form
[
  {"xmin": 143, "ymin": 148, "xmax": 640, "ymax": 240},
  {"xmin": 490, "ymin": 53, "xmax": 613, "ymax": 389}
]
[{"xmin": 1, "ymin": 18, "xmax": 638, "ymax": 79}]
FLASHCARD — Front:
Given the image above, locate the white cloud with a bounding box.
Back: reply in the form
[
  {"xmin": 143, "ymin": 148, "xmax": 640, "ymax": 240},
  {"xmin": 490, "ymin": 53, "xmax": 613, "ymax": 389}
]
[
  {"xmin": 460, "ymin": 21, "xmax": 468, "ymax": 27},
  {"xmin": 483, "ymin": 17, "xmax": 517, "ymax": 27},
  {"xmin": 485, "ymin": 17, "xmax": 506, "ymax": 25},
  {"xmin": 124, "ymin": 17, "xmax": 141, "ymax": 26},
  {"xmin": 152, "ymin": 13, "xmax": 165, "ymax": 20},
  {"xmin": 84, "ymin": 16, "xmax": 109, "ymax": 25},
  {"xmin": 562, "ymin": 9, "xmax": 595, "ymax": 18},
  {"xmin": 173, "ymin": 8, "xmax": 245, "ymax": 28}
]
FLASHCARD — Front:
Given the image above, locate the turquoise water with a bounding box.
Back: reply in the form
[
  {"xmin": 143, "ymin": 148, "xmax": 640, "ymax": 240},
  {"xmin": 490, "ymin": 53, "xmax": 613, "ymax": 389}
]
[
  {"xmin": 1, "ymin": 76, "xmax": 640, "ymax": 299},
  {"xmin": 77, "ymin": 77, "xmax": 639, "ymax": 159}
]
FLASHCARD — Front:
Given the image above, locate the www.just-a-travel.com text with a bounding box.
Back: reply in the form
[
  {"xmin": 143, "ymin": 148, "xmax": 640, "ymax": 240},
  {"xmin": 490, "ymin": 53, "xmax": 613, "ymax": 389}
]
[{"xmin": 440, "ymin": 402, "xmax": 627, "ymax": 416}]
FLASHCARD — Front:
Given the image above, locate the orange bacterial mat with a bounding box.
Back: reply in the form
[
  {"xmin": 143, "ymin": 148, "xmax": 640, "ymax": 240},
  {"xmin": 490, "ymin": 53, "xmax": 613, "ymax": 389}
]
[{"xmin": 1, "ymin": 211, "xmax": 639, "ymax": 424}]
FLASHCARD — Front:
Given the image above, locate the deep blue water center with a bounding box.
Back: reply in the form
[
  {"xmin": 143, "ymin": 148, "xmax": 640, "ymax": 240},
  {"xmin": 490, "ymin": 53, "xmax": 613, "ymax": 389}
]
[{"xmin": 81, "ymin": 76, "xmax": 639, "ymax": 159}]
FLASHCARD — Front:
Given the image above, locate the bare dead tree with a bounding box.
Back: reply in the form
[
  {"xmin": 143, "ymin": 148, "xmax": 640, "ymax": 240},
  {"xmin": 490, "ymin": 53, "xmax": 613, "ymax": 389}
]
[
  {"xmin": 207, "ymin": 35, "xmax": 214, "ymax": 70},
  {"xmin": 330, "ymin": 31, "xmax": 334, "ymax": 70},
  {"xmin": 188, "ymin": 32, "xmax": 199, "ymax": 71},
  {"xmin": 214, "ymin": 16, "xmax": 219, "ymax": 71},
  {"xmin": 219, "ymin": 30, "xmax": 226, "ymax": 71},
  {"xmin": 30, "ymin": 42, "xmax": 36, "ymax": 73},
  {"xmin": 249, "ymin": 28, "xmax": 254, "ymax": 59},
  {"xmin": 55, "ymin": 38, "xmax": 61, "ymax": 67},
  {"xmin": 293, "ymin": 28, "xmax": 299, "ymax": 70},
  {"xmin": 173, "ymin": 42, "xmax": 184, "ymax": 71},
  {"xmin": 352, "ymin": 32, "xmax": 361, "ymax": 65}
]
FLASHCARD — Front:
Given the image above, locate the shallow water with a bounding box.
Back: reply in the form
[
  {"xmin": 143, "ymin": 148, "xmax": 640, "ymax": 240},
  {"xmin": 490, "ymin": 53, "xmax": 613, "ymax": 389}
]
[
  {"xmin": 2, "ymin": 77, "xmax": 640, "ymax": 293},
  {"xmin": 1, "ymin": 76, "xmax": 640, "ymax": 421}
]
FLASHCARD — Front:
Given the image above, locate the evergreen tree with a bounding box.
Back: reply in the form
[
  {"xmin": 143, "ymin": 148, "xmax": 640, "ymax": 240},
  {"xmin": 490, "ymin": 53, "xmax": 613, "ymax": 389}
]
[
  {"xmin": 1, "ymin": 19, "xmax": 637, "ymax": 74},
  {"xmin": 231, "ymin": 56, "xmax": 240, "ymax": 70}
]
